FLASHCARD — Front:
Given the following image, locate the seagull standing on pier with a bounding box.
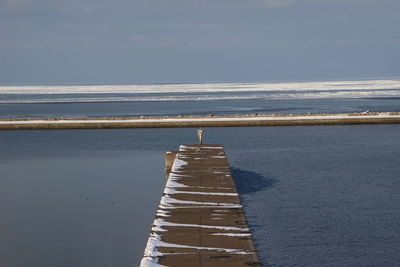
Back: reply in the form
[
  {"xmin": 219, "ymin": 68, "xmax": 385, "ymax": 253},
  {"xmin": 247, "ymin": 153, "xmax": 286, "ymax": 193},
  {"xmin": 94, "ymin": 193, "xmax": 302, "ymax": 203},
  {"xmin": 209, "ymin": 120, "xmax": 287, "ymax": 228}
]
[{"xmin": 197, "ymin": 128, "xmax": 204, "ymax": 145}]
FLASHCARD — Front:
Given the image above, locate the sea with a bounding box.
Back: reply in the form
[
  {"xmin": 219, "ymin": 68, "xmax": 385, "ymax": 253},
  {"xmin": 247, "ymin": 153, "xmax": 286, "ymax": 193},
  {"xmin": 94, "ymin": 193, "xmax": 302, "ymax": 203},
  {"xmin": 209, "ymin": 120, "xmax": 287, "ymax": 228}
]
[{"xmin": 1, "ymin": 79, "xmax": 400, "ymax": 266}]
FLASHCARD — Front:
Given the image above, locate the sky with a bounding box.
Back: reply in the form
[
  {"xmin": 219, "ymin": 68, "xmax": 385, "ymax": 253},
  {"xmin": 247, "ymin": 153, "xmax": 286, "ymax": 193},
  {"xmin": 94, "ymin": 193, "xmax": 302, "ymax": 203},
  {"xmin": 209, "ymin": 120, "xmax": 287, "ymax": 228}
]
[{"xmin": 0, "ymin": 0, "xmax": 399, "ymax": 84}]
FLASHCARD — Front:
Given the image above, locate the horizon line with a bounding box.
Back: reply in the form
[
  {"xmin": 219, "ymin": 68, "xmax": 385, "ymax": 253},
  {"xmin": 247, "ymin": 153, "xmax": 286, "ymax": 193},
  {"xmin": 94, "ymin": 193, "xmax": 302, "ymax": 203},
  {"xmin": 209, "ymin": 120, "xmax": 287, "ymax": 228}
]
[{"xmin": 1, "ymin": 76, "xmax": 400, "ymax": 87}]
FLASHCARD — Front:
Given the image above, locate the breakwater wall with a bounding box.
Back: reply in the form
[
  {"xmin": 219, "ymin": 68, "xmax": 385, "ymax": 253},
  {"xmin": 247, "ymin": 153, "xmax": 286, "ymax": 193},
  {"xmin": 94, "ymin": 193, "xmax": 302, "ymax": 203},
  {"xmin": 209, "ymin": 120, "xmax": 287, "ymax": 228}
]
[
  {"xmin": 1, "ymin": 113, "xmax": 400, "ymax": 130},
  {"xmin": 140, "ymin": 144, "xmax": 260, "ymax": 266}
]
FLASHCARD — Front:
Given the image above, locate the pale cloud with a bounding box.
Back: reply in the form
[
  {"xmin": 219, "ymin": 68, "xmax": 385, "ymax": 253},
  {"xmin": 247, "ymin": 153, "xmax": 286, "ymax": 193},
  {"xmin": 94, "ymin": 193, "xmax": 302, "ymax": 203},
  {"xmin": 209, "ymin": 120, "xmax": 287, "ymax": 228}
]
[
  {"xmin": 3, "ymin": 0, "xmax": 29, "ymax": 8},
  {"xmin": 260, "ymin": 0, "xmax": 295, "ymax": 8},
  {"xmin": 81, "ymin": 7, "xmax": 95, "ymax": 13},
  {"xmin": 166, "ymin": 23, "xmax": 228, "ymax": 31},
  {"xmin": 131, "ymin": 34, "xmax": 147, "ymax": 41}
]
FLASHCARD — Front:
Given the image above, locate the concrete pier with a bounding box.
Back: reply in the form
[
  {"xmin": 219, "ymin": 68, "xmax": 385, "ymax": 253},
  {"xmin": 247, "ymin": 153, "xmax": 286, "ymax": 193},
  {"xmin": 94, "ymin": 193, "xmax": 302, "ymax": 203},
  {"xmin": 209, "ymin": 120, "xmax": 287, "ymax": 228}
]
[
  {"xmin": 1, "ymin": 112, "xmax": 400, "ymax": 130},
  {"xmin": 140, "ymin": 144, "xmax": 260, "ymax": 266}
]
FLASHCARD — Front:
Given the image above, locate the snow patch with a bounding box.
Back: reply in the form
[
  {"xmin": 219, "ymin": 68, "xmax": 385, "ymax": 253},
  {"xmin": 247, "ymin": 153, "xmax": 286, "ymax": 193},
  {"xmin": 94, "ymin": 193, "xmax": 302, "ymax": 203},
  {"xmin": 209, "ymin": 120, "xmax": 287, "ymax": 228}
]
[
  {"xmin": 160, "ymin": 195, "xmax": 239, "ymax": 207},
  {"xmin": 140, "ymin": 257, "xmax": 167, "ymax": 267},
  {"xmin": 144, "ymin": 233, "xmax": 253, "ymax": 256},
  {"xmin": 151, "ymin": 218, "xmax": 249, "ymax": 232},
  {"xmin": 164, "ymin": 187, "xmax": 238, "ymax": 196},
  {"xmin": 212, "ymin": 233, "xmax": 252, "ymax": 237}
]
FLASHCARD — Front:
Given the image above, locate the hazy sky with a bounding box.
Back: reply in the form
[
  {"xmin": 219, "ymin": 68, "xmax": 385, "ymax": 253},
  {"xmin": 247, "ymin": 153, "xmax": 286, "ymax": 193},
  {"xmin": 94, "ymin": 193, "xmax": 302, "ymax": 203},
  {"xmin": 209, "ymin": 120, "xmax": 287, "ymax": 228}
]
[{"xmin": 1, "ymin": 0, "xmax": 399, "ymax": 84}]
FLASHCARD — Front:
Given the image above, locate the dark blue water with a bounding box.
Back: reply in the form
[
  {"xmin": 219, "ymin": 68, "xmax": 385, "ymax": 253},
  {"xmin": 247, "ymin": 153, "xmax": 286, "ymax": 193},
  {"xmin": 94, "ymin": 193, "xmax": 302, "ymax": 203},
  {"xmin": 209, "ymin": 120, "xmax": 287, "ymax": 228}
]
[
  {"xmin": 1, "ymin": 125, "xmax": 400, "ymax": 266},
  {"xmin": 223, "ymin": 125, "xmax": 400, "ymax": 266},
  {"xmin": 1, "ymin": 97, "xmax": 400, "ymax": 119}
]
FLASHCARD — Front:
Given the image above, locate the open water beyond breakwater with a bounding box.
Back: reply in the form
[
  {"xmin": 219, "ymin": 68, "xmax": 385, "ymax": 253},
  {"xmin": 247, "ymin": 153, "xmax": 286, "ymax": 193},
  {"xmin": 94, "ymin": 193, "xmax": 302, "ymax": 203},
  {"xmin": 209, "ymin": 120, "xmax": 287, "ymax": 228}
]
[{"xmin": 1, "ymin": 79, "xmax": 400, "ymax": 119}]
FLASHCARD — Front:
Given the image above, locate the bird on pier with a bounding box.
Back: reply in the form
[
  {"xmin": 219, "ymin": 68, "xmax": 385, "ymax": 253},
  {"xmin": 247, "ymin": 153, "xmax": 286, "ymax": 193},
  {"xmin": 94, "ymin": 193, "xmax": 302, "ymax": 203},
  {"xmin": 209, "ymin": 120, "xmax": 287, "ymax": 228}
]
[{"xmin": 197, "ymin": 128, "xmax": 204, "ymax": 145}]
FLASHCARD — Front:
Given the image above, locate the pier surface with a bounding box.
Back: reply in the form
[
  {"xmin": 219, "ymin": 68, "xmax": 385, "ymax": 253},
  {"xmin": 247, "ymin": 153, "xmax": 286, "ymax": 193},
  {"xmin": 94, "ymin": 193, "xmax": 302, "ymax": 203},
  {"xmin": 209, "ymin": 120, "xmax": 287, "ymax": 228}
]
[{"xmin": 140, "ymin": 144, "xmax": 260, "ymax": 267}]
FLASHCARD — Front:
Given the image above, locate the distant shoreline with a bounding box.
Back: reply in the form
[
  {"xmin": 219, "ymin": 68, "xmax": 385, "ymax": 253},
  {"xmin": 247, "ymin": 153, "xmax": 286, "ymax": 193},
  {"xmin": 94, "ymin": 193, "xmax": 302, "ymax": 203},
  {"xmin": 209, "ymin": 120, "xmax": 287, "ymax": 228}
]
[{"xmin": 1, "ymin": 112, "xmax": 400, "ymax": 130}]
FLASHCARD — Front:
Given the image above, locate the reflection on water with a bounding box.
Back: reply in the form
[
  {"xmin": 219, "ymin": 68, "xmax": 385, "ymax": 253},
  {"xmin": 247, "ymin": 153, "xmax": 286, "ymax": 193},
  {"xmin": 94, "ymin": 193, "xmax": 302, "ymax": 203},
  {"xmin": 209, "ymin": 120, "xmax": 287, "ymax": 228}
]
[
  {"xmin": 0, "ymin": 153, "xmax": 165, "ymax": 267},
  {"xmin": 0, "ymin": 128, "xmax": 197, "ymax": 267}
]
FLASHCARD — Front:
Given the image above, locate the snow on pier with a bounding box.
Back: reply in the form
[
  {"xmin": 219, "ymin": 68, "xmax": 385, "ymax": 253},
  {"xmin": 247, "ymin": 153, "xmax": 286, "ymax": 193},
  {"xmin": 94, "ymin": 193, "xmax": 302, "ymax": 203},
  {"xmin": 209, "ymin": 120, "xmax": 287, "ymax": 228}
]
[{"xmin": 140, "ymin": 144, "xmax": 260, "ymax": 267}]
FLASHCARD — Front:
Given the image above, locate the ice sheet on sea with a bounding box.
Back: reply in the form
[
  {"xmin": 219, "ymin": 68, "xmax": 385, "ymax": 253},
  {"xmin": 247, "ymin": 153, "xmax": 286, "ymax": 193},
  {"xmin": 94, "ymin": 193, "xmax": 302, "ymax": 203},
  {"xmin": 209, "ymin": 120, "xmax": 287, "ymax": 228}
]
[
  {"xmin": 2, "ymin": 79, "xmax": 399, "ymax": 94},
  {"xmin": 2, "ymin": 79, "xmax": 400, "ymax": 103}
]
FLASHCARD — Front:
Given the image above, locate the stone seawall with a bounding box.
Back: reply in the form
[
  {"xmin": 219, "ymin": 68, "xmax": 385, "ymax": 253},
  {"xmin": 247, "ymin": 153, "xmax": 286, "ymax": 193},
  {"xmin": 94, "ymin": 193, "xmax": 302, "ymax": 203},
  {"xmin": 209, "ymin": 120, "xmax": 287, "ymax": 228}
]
[{"xmin": 1, "ymin": 113, "xmax": 400, "ymax": 130}]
